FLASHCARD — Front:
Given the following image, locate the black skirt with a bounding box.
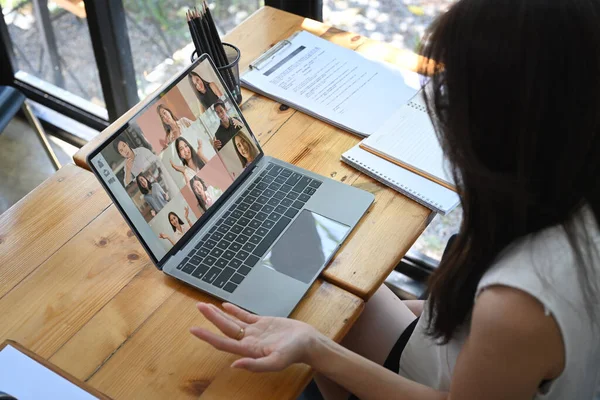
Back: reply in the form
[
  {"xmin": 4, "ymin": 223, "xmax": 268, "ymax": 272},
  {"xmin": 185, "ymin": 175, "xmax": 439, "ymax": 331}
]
[{"xmin": 348, "ymin": 317, "xmax": 420, "ymax": 400}]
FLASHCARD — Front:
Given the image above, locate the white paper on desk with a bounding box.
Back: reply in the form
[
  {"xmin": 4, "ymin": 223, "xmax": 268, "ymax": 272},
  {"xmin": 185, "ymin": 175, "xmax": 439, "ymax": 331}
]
[
  {"xmin": 0, "ymin": 345, "xmax": 98, "ymax": 400},
  {"xmin": 242, "ymin": 31, "xmax": 422, "ymax": 137},
  {"xmin": 342, "ymin": 144, "xmax": 459, "ymax": 215},
  {"xmin": 361, "ymin": 93, "xmax": 455, "ymax": 187}
]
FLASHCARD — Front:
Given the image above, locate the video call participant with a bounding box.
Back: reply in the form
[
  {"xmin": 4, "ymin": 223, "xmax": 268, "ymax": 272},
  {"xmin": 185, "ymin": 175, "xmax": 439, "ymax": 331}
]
[
  {"xmin": 169, "ymin": 137, "xmax": 211, "ymax": 183},
  {"xmin": 113, "ymin": 138, "xmax": 161, "ymax": 186},
  {"xmin": 157, "ymin": 104, "xmax": 193, "ymax": 149},
  {"xmin": 190, "ymin": 175, "xmax": 223, "ymax": 212},
  {"xmin": 159, "ymin": 208, "xmax": 192, "ymax": 247},
  {"xmin": 233, "ymin": 132, "xmax": 259, "ymax": 168},
  {"xmin": 136, "ymin": 174, "xmax": 169, "ymax": 217},
  {"xmin": 212, "ymin": 101, "xmax": 244, "ymax": 149},
  {"xmin": 188, "ymin": 71, "xmax": 224, "ymax": 113}
]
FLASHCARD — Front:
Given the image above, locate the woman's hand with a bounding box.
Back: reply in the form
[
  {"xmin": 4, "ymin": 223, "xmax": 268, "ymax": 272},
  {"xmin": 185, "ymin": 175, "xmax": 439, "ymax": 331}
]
[
  {"xmin": 159, "ymin": 233, "xmax": 168, "ymax": 239},
  {"xmin": 185, "ymin": 206, "xmax": 190, "ymax": 219},
  {"xmin": 190, "ymin": 302, "xmax": 320, "ymax": 372}
]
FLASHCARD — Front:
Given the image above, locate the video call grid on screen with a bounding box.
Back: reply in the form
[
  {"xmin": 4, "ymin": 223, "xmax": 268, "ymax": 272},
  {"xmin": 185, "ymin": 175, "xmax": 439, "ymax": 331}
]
[{"xmin": 91, "ymin": 57, "xmax": 262, "ymax": 263}]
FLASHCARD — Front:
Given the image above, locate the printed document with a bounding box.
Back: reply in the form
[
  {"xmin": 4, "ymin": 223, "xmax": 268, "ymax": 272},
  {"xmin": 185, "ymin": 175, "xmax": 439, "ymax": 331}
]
[{"xmin": 242, "ymin": 31, "xmax": 422, "ymax": 137}]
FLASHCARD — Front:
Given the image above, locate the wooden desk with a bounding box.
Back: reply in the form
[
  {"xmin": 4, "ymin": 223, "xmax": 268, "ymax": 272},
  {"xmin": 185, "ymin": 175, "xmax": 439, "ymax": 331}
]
[
  {"xmin": 74, "ymin": 6, "xmax": 432, "ymax": 300},
  {"xmin": 0, "ymin": 164, "xmax": 363, "ymax": 399}
]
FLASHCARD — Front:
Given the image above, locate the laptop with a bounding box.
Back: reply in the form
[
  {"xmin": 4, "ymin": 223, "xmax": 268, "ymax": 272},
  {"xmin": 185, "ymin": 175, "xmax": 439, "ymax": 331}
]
[{"xmin": 88, "ymin": 54, "xmax": 374, "ymax": 317}]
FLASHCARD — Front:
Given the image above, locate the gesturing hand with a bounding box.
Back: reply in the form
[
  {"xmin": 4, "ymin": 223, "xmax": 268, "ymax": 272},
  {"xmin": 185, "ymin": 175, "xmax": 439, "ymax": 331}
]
[
  {"xmin": 190, "ymin": 302, "xmax": 319, "ymax": 372},
  {"xmin": 232, "ymin": 118, "xmax": 244, "ymax": 129}
]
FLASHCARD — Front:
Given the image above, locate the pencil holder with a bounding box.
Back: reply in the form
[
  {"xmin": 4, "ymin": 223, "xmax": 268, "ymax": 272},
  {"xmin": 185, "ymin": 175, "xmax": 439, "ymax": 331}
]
[{"xmin": 192, "ymin": 43, "xmax": 242, "ymax": 105}]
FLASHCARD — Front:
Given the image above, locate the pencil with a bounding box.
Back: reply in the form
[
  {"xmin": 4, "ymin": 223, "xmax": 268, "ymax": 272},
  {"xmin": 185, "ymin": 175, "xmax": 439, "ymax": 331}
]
[{"xmin": 203, "ymin": 1, "xmax": 238, "ymax": 99}]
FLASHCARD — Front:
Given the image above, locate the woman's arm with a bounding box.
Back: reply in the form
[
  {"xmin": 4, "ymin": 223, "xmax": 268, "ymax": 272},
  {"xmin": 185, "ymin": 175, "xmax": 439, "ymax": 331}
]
[
  {"xmin": 210, "ymin": 82, "xmax": 223, "ymax": 97},
  {"xmin": 170, "ymin": 159, "xmax": 185, "ymax": 174},
  {"xmin": 309, "ymin": 337, "xmax": 446, "ymax": 400},
  {"xmin": 403, "ymin": 300, "xmax": 424, "ymax": 317},
  {"xmin": 180, "ymin": 117, "xmax": 193, "ymax": 127},
  {"xmin": 184, "ymin": 206, "xmax": 192, "ymax": 227},
  {"xmin": 191, "ymin": 285, "xmax": 564, "ymax": 400},
  {"xmin": 123, "ymin": 159, "xmax": 133, "ymax": 185},
  {"xmin": 159, "ymin": 233, "xmax": 176, "ymax": 246},
  {"xmin": 196, "ymin": 139, "xmax": 209, "ymax": 164}
]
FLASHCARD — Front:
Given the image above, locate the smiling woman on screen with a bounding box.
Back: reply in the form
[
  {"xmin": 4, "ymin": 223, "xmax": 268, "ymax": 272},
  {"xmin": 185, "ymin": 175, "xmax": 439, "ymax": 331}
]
[
  {"xmin": 188, "ymin": 1, "xmax": 600, "ymax": 399},
  {"xmin": 188, "ymin": 71, "xmax": 224, "ymax": 114},
  {"xmin": 159, "ymin": 208, "xmax": 192, "ymax": 247},
  {"xmin": 169, "ymin": 137, "xmax": 210, "ymax": 184},
  {"xmin": 157, "ymin": 104, "xmax": 194, "ymax": 149},
  {"xmin": 233, "ymin": 132, "xmax": 258, "ymax": 168}
]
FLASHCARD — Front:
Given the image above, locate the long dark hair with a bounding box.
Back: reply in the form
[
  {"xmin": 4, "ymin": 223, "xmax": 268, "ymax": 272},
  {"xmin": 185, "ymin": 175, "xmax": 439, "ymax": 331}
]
[
  {"xmin": 175, "ymin": 137, "xmax": 205, "ymax": 170},
  {"xmin": 233, "ymin": 132, "xmax": 258, "ymax": 167},
  {"xmin": 157, "ymin": 104, "xmax": 178, "ymax": 139},
  {"xmin": 136, "ymin": 174, "xmax": 151, "ymax": 195},
  {"xmin": 167, "ymin": 211, "xmax": 184, "ymax": 232},
  {"xmin": 190, "ymin": 175, "xmax": 208, "ymax": 212},
  {"xmin": 421, "ymin": 0, "xmax": 600, "ymax": 343}
]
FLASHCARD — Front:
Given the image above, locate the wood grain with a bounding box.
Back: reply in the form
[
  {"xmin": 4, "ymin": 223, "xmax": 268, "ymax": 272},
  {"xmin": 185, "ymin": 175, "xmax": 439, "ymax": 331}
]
[
  {"xmin": 49, "ymin": 263, "xmax": 180, "ymax": 379},
  {"xmin": 0, "ymin": 205, "xmax": 150, "ymax": 359},
  {"xmin": 87, "ymin": 280, "xmax": 363, "ymax": 399},
  {"xmin": 324, "ymin": 174, "xmax": 431, "ymax": 298},
  {"xmin": 0, "ymin": 164, "xmax": 111, "ymax": 298}
]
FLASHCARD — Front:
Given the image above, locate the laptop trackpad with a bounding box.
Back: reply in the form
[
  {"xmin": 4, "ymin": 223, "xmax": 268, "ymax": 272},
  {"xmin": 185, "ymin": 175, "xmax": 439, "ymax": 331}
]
[{"xmin": 261, "ymin": 210, "xmax": 350, "ymax": 283}]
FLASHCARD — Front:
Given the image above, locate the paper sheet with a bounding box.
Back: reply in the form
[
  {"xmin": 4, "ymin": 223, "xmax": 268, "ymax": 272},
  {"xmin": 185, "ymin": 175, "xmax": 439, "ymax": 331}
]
[
  {"xmin": 361, "ymin": 96, "xmax": 454, "ymax": 187},
  {"xmin": 0, "ymin": 345, "xmax": 98, "ymax": 400},
  {"xmin": 242, "ymin": 31, "xmax": 422, "ymax": 137}
]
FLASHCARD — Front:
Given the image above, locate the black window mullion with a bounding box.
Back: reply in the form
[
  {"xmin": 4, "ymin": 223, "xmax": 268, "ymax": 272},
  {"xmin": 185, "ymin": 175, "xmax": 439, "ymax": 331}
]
[
  {"xmin": 265, "ymin": 0, "xmax": 323, "ymax": 21},
  {"xmin": 84, "ymin": 0, "xmax": 138, "ymax": 122},
  {"xmin": 0, "ymin": 4, "xmax": 15, "ymax": 86}
]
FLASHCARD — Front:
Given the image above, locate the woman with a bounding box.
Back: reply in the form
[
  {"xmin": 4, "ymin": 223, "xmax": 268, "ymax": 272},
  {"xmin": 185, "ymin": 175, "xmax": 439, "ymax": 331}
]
[
  {"xmin": 157, "ymin": 104, "xmax": 193, "ymax": 149},
  {"xmin": 169, "ymin": 137, "xmax": 210, "ymax": 183},
  {"xmin": 233, "ymin": 132, "xmax": 258, "ymax": 168},
  {"xmin": 136, "ymin": 174, "xmax": 169, "ymax": 217},
  {"xmin": 189, "ymin": 1, "xmax": 600, "ymax": 399},
  {"xmin": 159, "ymin": 208, "xmax": 192, "ymax": 247},
  {"xmin": 190, "ymin": 175, "xmax": 223, "ymax": 212},
  {"xmin": 188, "ymin": 71, "xmax": 223, "ymax": 113},
  {"xmin": 113, "ymin": 138, "xmax": 160, "ymax": 186}
]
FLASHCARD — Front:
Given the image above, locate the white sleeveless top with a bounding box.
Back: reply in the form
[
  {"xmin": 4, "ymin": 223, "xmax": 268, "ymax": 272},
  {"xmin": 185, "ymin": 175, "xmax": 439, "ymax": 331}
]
[{"xmin": 399, "ymin": 207, "xmax": 600, "ymax": 399}]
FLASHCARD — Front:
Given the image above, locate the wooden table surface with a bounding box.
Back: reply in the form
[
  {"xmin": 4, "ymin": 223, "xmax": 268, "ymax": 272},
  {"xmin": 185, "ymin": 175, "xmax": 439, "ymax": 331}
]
[
  {"xmin": 74, "ymin": 6, "xmax": 432, "ymax": 301},
  {"xmin": 0, "ymin": 164, "xmax": 363, "ymax": 399}
]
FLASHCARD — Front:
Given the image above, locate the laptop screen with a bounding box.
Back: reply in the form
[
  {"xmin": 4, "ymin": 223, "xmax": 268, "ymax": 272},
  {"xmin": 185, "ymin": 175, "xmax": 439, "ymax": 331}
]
[{"xmin": 89, "ymin": 56, "xmax": 262, "ymax": 264}]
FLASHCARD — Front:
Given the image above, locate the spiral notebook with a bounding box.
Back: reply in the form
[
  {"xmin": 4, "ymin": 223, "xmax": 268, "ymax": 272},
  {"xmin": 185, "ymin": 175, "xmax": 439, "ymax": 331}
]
[
  {"xmin": 342, "ymin": 144, "xmax": 459, "ymax": 215},
  {"xmin": 360, "ymin": 92, "xmax": 456, "ymax": 191}
]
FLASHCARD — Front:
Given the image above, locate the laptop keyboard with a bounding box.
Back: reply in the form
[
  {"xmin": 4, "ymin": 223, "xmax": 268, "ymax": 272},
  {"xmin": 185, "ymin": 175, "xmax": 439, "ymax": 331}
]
[{"xmin": 176, "ymin": 163, "xmax": 322, "ymax": 294}]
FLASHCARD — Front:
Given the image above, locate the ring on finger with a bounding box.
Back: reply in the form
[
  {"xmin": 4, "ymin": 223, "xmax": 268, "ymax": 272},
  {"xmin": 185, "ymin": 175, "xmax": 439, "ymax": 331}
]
[{"xmin": 236, "ymin": 327, "xmax": 245, "ymax": 340}]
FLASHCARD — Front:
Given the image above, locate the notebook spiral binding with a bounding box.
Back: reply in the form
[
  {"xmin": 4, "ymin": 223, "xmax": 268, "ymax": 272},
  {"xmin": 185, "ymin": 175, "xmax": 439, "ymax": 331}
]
[
  {"xmin": 406, "ymin": 100, "xmax": 427, "ymax": 113},
  {"xmin": 346, "ymin": 154, "xmax": 443, "ymax": 210}
]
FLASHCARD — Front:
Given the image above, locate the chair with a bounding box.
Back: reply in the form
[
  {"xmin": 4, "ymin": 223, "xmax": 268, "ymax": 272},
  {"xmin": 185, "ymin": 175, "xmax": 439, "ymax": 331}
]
[{"xmin": 0, "ymin": 86, "xmax": 61, "ymax": 170}]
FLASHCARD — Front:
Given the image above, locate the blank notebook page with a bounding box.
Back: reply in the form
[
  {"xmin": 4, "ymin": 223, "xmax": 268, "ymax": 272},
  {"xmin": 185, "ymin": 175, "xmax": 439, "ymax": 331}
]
[
  {"xmin": 0, "ymin": 345, "xmax": 98, "ymax": 400},
  {"xmin": 361, "ymin": 95, "xmax": 453, "ymax": 187}
]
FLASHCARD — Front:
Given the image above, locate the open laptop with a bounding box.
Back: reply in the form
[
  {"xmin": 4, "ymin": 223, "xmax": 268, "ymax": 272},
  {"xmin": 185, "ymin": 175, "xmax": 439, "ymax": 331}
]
[{"xmin": 88, "ymin": 54, "xmax": 374, "ymax": 317}]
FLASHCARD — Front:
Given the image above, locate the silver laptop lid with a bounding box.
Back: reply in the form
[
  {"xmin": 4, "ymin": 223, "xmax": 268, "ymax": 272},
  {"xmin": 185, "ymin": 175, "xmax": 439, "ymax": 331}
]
[{"xmin": 88, "ymin": 55, "xmax": 263, "ymax": 268}]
